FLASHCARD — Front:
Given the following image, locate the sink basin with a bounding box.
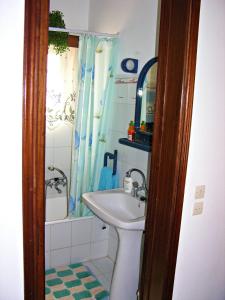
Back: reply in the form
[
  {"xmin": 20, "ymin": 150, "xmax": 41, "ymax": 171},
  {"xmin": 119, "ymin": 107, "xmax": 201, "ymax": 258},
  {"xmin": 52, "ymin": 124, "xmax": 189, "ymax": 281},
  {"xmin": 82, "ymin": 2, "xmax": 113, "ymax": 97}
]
[
  {"xmin": 82, "ymin": 189, "xmax": 145, "ymax": 230},
  {"xmin": 82, "ymin": 188, "xmax": 146, "ymax": 300}
]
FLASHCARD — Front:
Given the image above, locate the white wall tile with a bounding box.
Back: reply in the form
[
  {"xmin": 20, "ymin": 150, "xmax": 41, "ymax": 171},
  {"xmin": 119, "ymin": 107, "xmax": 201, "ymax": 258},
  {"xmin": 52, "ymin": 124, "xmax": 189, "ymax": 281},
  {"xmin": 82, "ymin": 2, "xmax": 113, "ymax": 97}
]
[
  {"xmin": 92, "ymin": 257, "xmax": 114, "ymax": 274},
  {"xmin": 51, "ymin": 247, "xmax": 71, "ymax": 267},
  {"xmin": 45, "ymin": 224, "xmax": 51, "ymax": 252},
  {"xmin": 128, "ymin": 83, "xmax": 137, "ymax": 101},
  {"xmin": 110, "ymin": 102, "xmax": 135, "ymax": 134},
  {"xmin": 54, "ymin": 147, "xmax": 71, "ymax": 171},
  {"xmin": 131, "ymin": 151, "xmax": 150, "ymax": 172},
  {"xmin": 91, "ymin": 216, "xmax": 109, "ymax": 242},
  {"xmin": 71, "ymin": 218, "xmax": 92, "ymax": 246},
  {"xmin": 83, "ymin": 261, "xmax": 102, "ymax": 276},
  {"xmin": 45, "ymin": 147, "xmax": 54, "ymax": 171},
  {"xmin": 91, "ymin": 240, "xmax": 108, "ymax": 260},
  {"xmin": 71, "ymin": 244, "xmax": 91, "ymax": 263},
  {"xmin": 51, "ymin": 222, "xmax": 71, "ymax": 250},
  {"xmin": 45, "ymin": 129, "xmax": 54, "ymax": 148},
  {"xmin": 116, "ymin": 83, "xmax": 128, "ymax": 101},
  {"xmin": 54, "ymin": 125, "xmax": 73, "ymax": 148},
  {"xmin": 45, "ymin": 252, "xmax": 50, "ymax": 270},
  {"xmin": 97, "ymin": 275, "xmax": 111, "ymax": 291},
  {"xmin": 107, "ymin": 130, "xmax": 124, "ymax": 153}
]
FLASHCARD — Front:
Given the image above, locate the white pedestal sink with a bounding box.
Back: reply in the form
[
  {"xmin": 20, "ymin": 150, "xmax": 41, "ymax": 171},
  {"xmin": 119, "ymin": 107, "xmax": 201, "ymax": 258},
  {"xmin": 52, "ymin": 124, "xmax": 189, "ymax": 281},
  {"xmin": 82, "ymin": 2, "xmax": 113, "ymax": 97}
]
[{"xmin": 82, "ymin": 189, "xmax": 146, "ymax": 300}]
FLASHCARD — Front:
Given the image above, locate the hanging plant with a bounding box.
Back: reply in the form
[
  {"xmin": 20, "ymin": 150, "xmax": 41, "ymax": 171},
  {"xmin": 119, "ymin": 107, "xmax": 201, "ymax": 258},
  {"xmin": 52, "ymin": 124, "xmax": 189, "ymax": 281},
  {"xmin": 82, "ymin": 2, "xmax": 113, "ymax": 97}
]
[{"xmin": 48, "ymin": 10, "xmax": 69, "ymax": 55}]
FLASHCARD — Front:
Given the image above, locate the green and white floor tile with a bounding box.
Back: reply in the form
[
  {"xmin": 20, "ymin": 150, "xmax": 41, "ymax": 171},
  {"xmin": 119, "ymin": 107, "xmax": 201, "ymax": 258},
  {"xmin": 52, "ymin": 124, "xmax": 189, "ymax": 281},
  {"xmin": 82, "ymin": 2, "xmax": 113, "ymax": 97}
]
[{"xmin": 45, "ymin": 262, "xmax": 110, "ymax": 300}]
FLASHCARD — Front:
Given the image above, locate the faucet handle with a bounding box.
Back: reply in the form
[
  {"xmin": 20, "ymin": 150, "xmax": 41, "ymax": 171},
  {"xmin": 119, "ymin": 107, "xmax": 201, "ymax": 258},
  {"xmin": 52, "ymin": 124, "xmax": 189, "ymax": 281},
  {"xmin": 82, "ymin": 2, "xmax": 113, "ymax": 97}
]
[
  {"xmin": 132, "ymin": 181, "xmax": 139, "ymax": 197},
  {"xmin": 132, "ymin": 181, "xmax": 139, "ymax": 188}
]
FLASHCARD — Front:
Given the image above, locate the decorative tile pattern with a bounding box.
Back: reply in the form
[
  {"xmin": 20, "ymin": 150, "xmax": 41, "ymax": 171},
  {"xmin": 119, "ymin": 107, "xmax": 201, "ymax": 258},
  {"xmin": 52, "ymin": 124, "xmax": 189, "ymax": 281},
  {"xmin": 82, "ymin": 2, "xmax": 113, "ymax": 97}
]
[{"xmin": 45, "ymin": 263, "xmax": 109, "ymax": 300}]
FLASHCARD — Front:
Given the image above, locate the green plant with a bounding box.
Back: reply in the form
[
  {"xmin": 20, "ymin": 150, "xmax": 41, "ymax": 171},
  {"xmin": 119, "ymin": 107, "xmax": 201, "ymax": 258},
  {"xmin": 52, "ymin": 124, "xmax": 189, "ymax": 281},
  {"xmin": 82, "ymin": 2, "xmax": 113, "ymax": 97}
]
[{"xmin": 48, "ymin": 10, "xmax": 69, "ymax": 55}]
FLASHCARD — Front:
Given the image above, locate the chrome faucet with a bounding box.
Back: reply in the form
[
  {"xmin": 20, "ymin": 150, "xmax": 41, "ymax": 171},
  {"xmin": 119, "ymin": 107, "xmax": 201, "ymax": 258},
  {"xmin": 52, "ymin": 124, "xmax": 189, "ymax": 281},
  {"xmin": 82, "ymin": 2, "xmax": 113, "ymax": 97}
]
[
  {"xmin": 126, "ymin": 168, "xmax": 148, "ymax": 200},
  {"xmin": 45, "ymin": 166, "xmax": 68, "ymax": 194},
  {"xmin": 48, "ymin": 166, "xmax": 67, "ymax": 178}
]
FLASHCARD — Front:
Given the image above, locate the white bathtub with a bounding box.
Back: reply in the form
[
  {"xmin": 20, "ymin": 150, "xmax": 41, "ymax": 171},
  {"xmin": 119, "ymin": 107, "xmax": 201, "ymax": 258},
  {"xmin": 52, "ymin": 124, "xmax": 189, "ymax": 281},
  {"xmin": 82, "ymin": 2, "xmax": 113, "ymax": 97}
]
[
  {"xmin": 45, "ymin": 195, "xmax": 68, "ymax": 222},
  {"xmin": 45, "ymin": 215, "xmax": 111, "ymax": 270}
]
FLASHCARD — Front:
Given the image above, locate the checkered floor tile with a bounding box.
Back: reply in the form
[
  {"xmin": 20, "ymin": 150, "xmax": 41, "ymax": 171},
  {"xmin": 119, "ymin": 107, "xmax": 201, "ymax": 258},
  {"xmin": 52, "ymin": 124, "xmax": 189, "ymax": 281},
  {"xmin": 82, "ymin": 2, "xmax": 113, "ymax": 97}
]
[{"xmin": 45, "ymin": 263, "xmax": 109, "ymax": 300}]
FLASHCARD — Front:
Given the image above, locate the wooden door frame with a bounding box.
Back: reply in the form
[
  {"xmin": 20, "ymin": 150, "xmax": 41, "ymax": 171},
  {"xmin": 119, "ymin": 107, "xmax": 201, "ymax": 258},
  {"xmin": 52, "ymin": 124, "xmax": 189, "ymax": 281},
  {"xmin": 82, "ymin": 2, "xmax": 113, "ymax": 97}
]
[
  {"xmin": 22, "ymin": 0, "xmax": 201, "ymax": 299},
  {"xmin": 140, "ymin": 0, "xmax": 201, "ymax": 299}
]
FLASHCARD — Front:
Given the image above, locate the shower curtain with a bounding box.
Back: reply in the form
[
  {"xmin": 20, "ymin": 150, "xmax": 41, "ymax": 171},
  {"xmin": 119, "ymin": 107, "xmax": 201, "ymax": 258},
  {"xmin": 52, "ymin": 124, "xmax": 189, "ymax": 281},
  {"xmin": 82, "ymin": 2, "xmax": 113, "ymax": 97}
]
[{"xmin": 69, "ymin": 34, "xmax": 118, "ymax": 217}]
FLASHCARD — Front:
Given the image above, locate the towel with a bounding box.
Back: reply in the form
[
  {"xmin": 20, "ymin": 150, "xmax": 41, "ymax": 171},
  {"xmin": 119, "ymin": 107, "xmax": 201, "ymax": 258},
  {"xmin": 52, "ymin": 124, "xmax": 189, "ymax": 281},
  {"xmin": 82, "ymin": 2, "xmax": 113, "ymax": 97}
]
[{"xmin": 98, "ymin": 167, "xmax": 119, "ymax": 191}]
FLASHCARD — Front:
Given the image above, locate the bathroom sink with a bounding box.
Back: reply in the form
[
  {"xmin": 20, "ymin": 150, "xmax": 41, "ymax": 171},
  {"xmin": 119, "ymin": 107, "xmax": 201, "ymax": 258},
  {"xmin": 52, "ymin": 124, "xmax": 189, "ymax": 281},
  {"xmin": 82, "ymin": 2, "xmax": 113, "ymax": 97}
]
[
  {"xmin": 83, "ymin": 188, "xmax": 146, "ymax": 300},
  {"xmin": 82, "ymin": 189, "xmax": 145, "ymax": 230}
]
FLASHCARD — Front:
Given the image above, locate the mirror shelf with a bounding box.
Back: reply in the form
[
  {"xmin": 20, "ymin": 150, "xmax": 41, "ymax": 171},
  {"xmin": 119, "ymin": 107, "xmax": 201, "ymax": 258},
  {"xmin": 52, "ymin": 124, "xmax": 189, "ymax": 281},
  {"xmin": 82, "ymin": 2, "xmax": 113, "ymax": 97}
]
[{"xmin": 119, "ymin": 138, "xmax": 151, "ymax": 152}]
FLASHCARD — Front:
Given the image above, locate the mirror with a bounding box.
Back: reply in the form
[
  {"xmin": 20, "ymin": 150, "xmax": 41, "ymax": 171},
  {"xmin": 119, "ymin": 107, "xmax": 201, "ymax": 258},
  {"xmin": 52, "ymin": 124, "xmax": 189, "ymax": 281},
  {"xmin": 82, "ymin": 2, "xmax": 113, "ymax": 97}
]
[
  {"xmin": 135, "ymin": 57, "xmax": 158, "ymax": 133},
  {"xmin": 140, "ymin": 61, "xmax": 158, "ymax": 132}
]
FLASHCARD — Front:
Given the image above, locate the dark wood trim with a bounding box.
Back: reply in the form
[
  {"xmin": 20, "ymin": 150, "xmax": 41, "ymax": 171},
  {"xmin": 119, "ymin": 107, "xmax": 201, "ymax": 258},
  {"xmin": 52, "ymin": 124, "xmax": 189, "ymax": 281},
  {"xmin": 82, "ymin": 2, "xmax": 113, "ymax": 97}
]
[
  {"xmin": 22, "ymin": 0, "xmax": 49, "ymax": 299},
  {"xmin": 140, "ymin": 0, "xmax": 201, "ymax": 299},
  {"xmin": 68, "ymin": 35, "xmax": 79, "ymax": 48}
]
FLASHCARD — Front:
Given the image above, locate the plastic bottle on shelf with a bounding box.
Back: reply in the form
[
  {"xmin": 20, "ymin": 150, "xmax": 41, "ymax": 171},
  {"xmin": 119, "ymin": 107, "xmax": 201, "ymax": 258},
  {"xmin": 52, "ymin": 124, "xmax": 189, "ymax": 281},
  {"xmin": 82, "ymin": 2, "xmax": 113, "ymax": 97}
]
[
  {"xmin": 140, "ymin": 120, "xmax": 146, "ymax": 131},
  {"xmin": 123, "ymin": 172, "xmax": 133, "ymax": 193},
  {"xmin": 128, "ymin": 120, "xmax": 135, "ymax": 141}
]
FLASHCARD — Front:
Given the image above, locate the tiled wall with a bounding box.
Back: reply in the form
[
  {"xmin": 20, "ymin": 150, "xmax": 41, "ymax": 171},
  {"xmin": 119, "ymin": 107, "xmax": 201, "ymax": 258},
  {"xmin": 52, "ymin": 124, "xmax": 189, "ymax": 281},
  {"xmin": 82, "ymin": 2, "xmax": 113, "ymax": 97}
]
[
  {"xmin": 106, "ymin": 76, "xmax": 150, "ymax": 262},
  {"xmin": 45, "ymin": 216, "xmax": 110, "ymax": 270},
  {"xmin": 45, "ymin": 123, "xmax": 73, "ymax": 198},
  {"xmin": 107, "ymin": 76, "xmax": 150, "ymax": 186}
]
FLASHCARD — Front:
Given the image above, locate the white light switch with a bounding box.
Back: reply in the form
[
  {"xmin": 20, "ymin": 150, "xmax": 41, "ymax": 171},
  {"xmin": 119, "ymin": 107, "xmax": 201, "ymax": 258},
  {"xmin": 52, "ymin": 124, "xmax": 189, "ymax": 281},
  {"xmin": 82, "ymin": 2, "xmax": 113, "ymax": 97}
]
[
  {"xmin": 193, "ymin": 201, "xmax": 204, "ymax": 216},
  {"xmin": 195, "ymin": 185, "xmax": 205, "ymax": 199}
]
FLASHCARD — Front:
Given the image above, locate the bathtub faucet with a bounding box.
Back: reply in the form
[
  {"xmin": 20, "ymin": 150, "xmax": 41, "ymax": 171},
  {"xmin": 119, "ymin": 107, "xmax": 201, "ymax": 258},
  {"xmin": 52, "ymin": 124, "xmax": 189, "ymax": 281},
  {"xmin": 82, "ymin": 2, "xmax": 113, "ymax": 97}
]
[
  {"xmin": 45, "ymin": 166, "xmax": 68, "ymax": 194},
  {"xmin": 48, "ymin": 165, "xmax": 67, "ymax": 178}
]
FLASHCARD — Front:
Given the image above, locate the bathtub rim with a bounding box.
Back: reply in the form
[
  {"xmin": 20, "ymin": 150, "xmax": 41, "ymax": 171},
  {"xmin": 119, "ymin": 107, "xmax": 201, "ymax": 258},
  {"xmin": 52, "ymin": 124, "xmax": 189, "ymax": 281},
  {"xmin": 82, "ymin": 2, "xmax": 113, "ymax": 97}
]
[{"xmin": 45, "ymin": 215, "xmax": 94, "ymax": 226}]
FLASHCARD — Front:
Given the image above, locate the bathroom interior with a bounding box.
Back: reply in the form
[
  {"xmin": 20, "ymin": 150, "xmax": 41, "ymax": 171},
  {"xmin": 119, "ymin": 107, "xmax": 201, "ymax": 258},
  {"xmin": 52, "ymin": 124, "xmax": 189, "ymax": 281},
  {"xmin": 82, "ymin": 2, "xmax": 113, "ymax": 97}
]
[{"xmin": 45, "ymin": 0, "xmax": 160, "ymax": 299}]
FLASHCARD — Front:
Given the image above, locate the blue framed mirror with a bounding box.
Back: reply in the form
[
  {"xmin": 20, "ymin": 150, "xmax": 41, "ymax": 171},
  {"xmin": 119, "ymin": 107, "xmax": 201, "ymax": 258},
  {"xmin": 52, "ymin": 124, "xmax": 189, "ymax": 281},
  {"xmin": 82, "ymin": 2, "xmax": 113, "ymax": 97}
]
[
  {"xmin": 135, "ymin": 57, "xmax": 158, "ymax": 131},
  {"xmin": 134, "ymin": 57, "xmax": 158, "ymax": 148},
  {"xmin": 119, "ymin": 57, "xmax": 158, "ymax": 152}
]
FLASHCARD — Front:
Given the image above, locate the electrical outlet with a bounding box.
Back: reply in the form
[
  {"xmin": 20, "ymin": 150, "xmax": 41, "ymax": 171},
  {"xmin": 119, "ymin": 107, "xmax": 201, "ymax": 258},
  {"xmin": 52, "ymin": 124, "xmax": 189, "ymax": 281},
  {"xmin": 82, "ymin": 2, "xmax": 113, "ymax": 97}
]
[
  {"xmin": 195, "ymin": 185, "xmax": 205, "ymax": 199},
  {"xmin": 193, "ymin": 201, "xmax": 204, "ymax": 216}
]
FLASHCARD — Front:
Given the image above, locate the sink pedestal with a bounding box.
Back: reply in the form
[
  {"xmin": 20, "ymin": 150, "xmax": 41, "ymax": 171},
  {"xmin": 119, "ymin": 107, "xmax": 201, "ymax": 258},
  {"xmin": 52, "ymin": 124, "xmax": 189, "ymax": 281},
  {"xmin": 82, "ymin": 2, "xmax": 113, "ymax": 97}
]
[
  {"xmin": 110, "ymin": 228, "xmax": 143, "ymax": 300},
  {"xmin": 82, "ymin": 189, "xmax": 145, "ymax": 299}
]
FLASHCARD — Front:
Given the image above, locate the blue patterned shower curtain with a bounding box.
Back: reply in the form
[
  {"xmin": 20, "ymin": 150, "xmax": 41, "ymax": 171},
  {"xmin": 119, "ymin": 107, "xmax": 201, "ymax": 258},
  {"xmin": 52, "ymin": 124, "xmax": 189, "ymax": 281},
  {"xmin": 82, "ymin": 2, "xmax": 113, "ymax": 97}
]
[{"xmin": 69, "ymin": 34, "xmax": 118, "ymax": 217}]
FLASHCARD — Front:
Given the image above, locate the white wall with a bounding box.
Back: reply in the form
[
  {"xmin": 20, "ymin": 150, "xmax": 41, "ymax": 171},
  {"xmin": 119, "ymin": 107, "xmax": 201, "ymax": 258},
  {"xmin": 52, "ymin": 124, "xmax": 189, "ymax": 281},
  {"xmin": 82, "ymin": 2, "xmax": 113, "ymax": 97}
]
[
  {"xmin": 0, "ymin": 1, "xmax": 25, "ymax": 299},
  {"xmin": 173, "ymin": 1, "xmax": 225, "ymax": 299},
  {"xmin": 89, "ymin": 0, "xmax": 159, "ymax": 74},
  {"xmin": 50, "ymin": 0, "xmax": 90, "ymax": 30}
]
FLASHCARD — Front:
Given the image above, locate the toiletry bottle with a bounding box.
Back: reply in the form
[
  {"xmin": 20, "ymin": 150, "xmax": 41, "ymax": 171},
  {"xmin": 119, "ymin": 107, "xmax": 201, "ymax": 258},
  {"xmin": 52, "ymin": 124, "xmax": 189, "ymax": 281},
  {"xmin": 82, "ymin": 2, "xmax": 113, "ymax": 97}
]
[
  {"xmin": 128, "ymin": 120, "xmax": 135, "ymax": 141},
  {"xmin": 123, "ymin": 172, "xmax": 133, "ymax": 193},
  {"xmin": 140, "ymin": 120, "xmax": 146, "ymax": 131}
]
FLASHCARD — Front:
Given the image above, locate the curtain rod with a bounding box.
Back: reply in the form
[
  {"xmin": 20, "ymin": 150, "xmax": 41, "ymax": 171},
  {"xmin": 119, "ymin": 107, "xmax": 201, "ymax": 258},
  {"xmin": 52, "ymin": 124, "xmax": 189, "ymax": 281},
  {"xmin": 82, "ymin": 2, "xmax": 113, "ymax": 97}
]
[{"xmin": 49, "ymin": 27, "xmax": 119, "ymax": 38}]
